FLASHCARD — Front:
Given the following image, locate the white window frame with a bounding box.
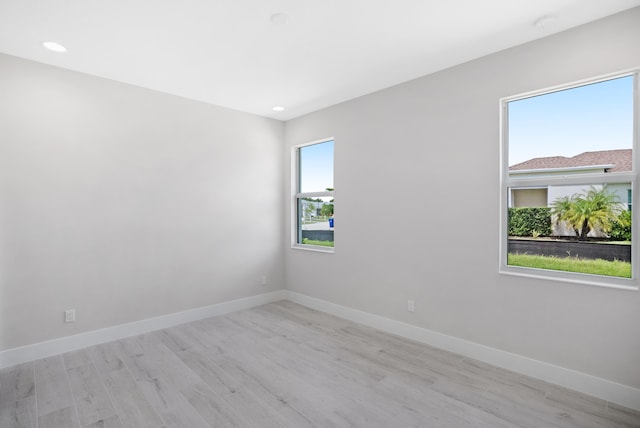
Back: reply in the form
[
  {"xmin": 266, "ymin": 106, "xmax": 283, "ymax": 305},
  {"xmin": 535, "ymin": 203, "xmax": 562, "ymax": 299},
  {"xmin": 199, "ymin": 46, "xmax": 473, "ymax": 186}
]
[
  {"xmin": 499, "ymin": 70, "xmax": 638, "ymax": 290},
  {"xmin": 291, "ymin": 138, "xmax": 335, "ymax": 253}
]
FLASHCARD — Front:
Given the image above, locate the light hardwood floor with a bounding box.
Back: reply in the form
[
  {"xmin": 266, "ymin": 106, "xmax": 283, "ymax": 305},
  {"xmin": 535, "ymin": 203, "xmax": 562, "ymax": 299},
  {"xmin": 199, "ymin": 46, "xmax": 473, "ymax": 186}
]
[{"xmin": 1, "ymin": 301, "xmax": 639, "ymax": 427}]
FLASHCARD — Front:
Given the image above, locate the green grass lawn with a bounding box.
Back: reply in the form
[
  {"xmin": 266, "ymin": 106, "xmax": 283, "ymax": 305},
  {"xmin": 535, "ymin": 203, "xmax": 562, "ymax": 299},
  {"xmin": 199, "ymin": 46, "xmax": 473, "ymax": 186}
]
[
  {"xmin": 508, "ymin": 253, "xmax": 631, "ymax": 278},
  {"xmin": 302, "ymin": 238, "xmax": 334, "ymax": 247}
]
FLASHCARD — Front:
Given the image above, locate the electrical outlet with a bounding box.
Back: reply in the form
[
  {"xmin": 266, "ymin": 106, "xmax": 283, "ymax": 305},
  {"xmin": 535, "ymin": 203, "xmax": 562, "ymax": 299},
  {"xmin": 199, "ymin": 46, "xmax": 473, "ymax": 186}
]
[
  {"xmin": 407, "ymin": 300, "xmax": 415, "ymax": 312},
  {"xmin": 65, "ymin": 309, "xmax": 76, "ymax": 323},
  {"xmin": 261, "ymin": 275, "xmax": 267, "ymax": 286}
]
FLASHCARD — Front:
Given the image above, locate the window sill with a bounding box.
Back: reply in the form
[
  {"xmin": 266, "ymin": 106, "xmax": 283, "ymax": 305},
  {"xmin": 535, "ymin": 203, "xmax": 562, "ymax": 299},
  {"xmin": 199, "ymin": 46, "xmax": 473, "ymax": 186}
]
[
  {"xmin": 292, "ymin": 244, "xmax": 334, "ymax": 253},
  {"xmin": 500, "ymin": 266, "xmax": 638, "ymax": 291}
]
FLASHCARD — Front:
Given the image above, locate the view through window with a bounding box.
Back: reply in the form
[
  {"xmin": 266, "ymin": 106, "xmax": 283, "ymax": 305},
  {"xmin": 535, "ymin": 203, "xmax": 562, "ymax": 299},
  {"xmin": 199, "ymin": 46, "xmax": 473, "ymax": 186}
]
[
  {"xmin": 295, "ymin": 139, "xmax": 334, "ymax": 249},
  {"xmin": 502, "ymin": 74, "xmax": 636, "ymax": 283}
]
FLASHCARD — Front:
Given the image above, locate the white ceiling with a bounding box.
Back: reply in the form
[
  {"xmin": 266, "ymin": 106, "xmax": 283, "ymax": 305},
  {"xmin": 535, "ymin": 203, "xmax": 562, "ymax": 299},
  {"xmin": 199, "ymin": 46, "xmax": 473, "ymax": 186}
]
[{"xmin": 1, "ymin": 1, "xmax": 639, "ymax": 121}]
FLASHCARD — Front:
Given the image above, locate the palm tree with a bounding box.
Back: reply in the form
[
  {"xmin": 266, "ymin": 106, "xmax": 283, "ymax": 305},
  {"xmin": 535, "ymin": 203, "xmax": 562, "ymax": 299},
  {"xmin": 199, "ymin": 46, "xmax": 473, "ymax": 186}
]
[
  {"xmin": 551, "ymin": 195, "xmax": 579, "ymax": 237},
  {"xmin": 551, "ymin": 185, "xmax": 623, "ymax": 240}
]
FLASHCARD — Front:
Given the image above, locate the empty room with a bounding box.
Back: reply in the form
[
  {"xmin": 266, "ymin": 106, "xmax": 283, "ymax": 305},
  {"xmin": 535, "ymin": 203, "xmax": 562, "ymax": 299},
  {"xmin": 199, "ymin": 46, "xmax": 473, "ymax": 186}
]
[{"xmin": 1, "ymin": 1, "xmax": 640, "ymax": 427}]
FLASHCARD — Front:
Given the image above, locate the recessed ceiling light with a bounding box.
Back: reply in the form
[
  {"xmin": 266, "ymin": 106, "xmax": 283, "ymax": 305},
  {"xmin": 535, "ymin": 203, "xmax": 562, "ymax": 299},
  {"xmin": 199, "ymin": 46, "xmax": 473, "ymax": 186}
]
[
  {"xmin": 270, "ymin": 13, "xmax": 289, "ymax": 26},
  {"xmin": 272, "ymin": 106, "xmax": 285, "ymax": 112},
  {"xmin": 533, "ymin": 15, "xmax": 557, "ymax": 29},
  {"xmin": 42, "ymin": 41, "xmax": 67, "ymax": 53}
]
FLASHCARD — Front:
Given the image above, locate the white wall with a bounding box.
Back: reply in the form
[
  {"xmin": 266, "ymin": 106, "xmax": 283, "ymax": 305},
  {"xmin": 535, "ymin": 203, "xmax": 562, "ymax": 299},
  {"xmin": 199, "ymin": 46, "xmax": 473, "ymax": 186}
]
[
  {"xmin": 0, "ymin": 54, "xmax": 285, "ymax": 352},
  {"xmin": 2, "ymin": 6, "xmax": 639, "ymax": 396},
  {"xmin": 284, "ymin": 8, "xmax": 640, "ymax": 389}
]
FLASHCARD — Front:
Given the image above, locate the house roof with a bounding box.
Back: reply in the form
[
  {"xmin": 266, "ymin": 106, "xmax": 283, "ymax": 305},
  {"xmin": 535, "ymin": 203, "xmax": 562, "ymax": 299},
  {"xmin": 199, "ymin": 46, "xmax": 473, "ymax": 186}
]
[{"xmin": 509, "ymin": 149, "xmax": 631, "ymax": 173}]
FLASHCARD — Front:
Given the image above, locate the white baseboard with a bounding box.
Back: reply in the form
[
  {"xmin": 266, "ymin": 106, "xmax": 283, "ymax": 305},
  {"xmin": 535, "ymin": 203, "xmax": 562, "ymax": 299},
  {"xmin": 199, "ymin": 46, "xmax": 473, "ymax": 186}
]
[
  {"xmin": 284, "ymin": 291, "xmax": 640, "ymax": 411},
  {"xmin": 0, "ymin": 290, "xmax": 287, "ymax": 369},
  {"xmin": 2, "ymin": 288, "xmax": 638, "ymax": 411}
]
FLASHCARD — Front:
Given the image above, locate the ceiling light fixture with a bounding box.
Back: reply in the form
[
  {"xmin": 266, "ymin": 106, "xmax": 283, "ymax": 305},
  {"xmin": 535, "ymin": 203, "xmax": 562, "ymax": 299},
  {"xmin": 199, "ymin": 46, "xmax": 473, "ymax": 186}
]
[
  {"xmin": 533, "ymin": 15, "xmax": 557, "ymax": 29},
  {"xmin": 272, "ymin": 106, "xmax": 285, "ymax": 112},
  {"xmin": 42, "ymin": 41, "xmax": 67, "ymax": 53},
  {"xmin": 270, "ymin": 13, "xmax": 289, "ymax": 26}
]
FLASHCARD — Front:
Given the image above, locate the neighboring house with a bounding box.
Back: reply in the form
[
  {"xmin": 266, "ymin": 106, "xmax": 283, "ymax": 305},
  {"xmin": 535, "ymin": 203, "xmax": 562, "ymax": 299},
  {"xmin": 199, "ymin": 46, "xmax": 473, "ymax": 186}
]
[{"xmin": 508, "ymin": 149, "xmax": 631, "ymax": 236}]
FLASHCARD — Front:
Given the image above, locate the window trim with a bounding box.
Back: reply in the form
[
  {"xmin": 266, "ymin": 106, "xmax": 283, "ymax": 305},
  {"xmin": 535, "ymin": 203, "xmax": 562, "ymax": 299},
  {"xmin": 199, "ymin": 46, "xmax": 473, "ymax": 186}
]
[
  {"xmin": 291, "ymin": 137, "xmax": 335, "ymax": 253},
  {"xmin": 499, "ymin": 70, "xmax": 639, "ymax": 290}
]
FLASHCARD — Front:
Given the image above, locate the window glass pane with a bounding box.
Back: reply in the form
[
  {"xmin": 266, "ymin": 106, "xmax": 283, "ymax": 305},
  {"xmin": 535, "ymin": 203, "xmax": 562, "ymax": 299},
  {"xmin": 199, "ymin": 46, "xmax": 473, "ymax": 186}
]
[
  {"xmin": 508, "ymin": 76, "xmax": 633, "ymax": 168},
  {"xmin": 504, "ymin": 74, "xmax": 635, "ymax": 282},
  {"xmin": 298, "ymin": 196, "xmax": 334, "ymax": 247},
  {"xmin": 300, "ymin": 140, "xmax": 334, "ymax": 193},
  {"xmin": 507, "ymin": 183, "xmax": 631, "ymax": 278}
]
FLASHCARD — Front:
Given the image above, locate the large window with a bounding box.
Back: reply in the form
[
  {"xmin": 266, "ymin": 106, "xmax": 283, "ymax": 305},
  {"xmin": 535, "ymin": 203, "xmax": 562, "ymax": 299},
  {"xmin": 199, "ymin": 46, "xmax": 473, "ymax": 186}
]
[
  {"xmin": 500, "ymin": 72, "xmax": 637, "ymax": 288},
  {"xmin": 293, "ymin": 139, "xmax": 334, "ymax": 251}
]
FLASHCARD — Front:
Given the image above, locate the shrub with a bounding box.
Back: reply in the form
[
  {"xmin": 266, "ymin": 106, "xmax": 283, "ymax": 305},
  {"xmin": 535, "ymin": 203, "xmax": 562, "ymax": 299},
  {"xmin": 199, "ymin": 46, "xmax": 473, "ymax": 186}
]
[
  {"xmin": 609, "ymin": 210, "xmax": 632, "ymax": 241},
  {"xmin": 508, "ymin": 207, "xmax": 552, "ymax": 237},
  {"xmin": 551, "ymin": 185, "xmax": 623, "ymax": 241}
]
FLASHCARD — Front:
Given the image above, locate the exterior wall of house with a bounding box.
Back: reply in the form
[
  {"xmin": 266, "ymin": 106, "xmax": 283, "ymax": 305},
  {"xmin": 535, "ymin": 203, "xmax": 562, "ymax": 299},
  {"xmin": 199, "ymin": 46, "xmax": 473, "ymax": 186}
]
[
  {"xmin": 605, "ymin": 183, "xmax": 631, "ymax": 209},
  {"xmin": 511, "ymin": 188, "xmax": 548, "ymax": 207}
]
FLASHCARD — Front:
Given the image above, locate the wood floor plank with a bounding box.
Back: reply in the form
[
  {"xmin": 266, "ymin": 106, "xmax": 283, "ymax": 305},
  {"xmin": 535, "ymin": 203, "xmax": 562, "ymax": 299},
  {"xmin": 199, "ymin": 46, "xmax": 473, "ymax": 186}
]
[
  {"xmin": 374, "ymin": 372, "xmax": 516, "ymax": 428},
  {"xmin": 339, "ymin": 323, "xmax": 428, "ymax": 357},
  {"xmin": 67, "ymin": 362, "xmax": 117, "ymax": 427},
  {"xmin": 221, "ymin": 386, "xmax": 285, "ymax": 428},
  {"xmin": 0, "ymin": 363, "xmax": 35, "ymax": 405},
  {"xmin": 542, "ymin": 390, "xmax": 631, "ymax": 428},
  {"xmin": 63, "ymin": 349, "xmax": 94, "ymax": 370},
  {"xmin": 34, "ymin": 356, "xmax": 75, "ymax": 417},
  {"xmin": 133, "ymin": 369, "xmax": 213, "ymax": 428},
  {"xmin": 101, "ymin": 368, "xmax": 164, "ymax": 428},
  {"xmin": 38, "ymin": 406, "xmax": 81, "ymax": 428},
  {"xmin": 3, "ymin": 301, "xmax": 639, "ymax": 427},
  {"xmin": 88, "ymin": 343, "xmax": 126, "ymax": 375},
  {"xmin": 0, "ymin": 397, "xmax": 37, "ymax": 428},
  {"xmin": 157, "ymin": 322, "xmax": 225, "ymax": 354},
  {"xmin": 459, "ymin": 357, "xmax": 549, "ymax": 402},
  {"xmin": 223, "ymin": 331, "xmax": 442, "ymax": 427},
  {"xmin": 81, "ymin": 414, "xmax": 123, "ymax": 428},
  {"xmin": 136, "ymin": 375, "xmax": 181, "ymax": 412},
  {"xmin": 180, "ymin": 382, "xmax": 240, "ymax": 428},
  {"xmin": 605, "ymin": 402, "xmax": 640, "ymax": 427},
  {"xmin": 196, "ymin": 346, "xmax": 316, "ymax": 428},
  {"xmin": 204, "ymin": 345, "xmax": 344, "ymax": 426},
  {"xmin": 153, "ymin": 393, "xmax": 210, "ymax": 428},
  {"xmin": 174, "ymin": 348, "xmax": 240, "ymax": 396},
  {"xmin": 191, "ymin": 316, "xmax": 246, "ymax": 343},
  {"xmin": 116, "ymin": 333, "xmax": 201, "ymax": 393},
  {"xmin": 430, "ymin": 373, "xmax": 607, "ymax": 428}
]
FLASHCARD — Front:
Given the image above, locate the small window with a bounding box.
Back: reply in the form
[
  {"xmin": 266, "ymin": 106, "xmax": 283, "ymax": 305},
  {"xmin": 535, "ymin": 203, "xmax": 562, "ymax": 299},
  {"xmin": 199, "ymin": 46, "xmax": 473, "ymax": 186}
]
[
  {"xmin": 501, "ymin": 73, "xmax": 637, "ymax": 287},
  {"xmin": 293, "ymin": 139, "xmax": 334, "ymax": 251}
]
